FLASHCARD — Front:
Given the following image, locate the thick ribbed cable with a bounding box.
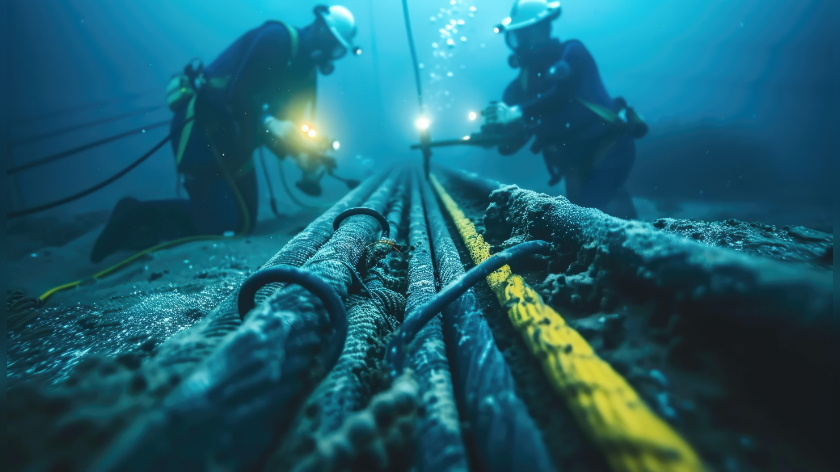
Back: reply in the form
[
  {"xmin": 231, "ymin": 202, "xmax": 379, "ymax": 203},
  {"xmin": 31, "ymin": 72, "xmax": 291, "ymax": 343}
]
[
  {"xmin": 265, "ymin": 173, "xmax": 411, "ymax": 469},
  {"xmin": 92, "ymin": 169, "xmax": 400, "ymax": 472},
  {"xmin": 420, "ymin": 177, "xmax": 555, "ymax": 472},
  {"xmin": 404, "ymin": 170, "xmax": 468, "ymax": 472}
]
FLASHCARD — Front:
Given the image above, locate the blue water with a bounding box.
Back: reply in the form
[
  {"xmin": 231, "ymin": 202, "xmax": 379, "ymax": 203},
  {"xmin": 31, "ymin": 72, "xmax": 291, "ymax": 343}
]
[{"xmin": 6, "ymin": 0, "xmax": 834, "ymax": 227}]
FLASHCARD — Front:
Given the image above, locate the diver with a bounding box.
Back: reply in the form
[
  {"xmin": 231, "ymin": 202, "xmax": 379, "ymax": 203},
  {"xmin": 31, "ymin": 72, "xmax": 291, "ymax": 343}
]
[
  {"xmin": 483, "ymin": 0, "xmax": 647, "ymax": 218},
  {"xmin": 91, "ymin": 5, "xmax": 360, "ymax": 263}
]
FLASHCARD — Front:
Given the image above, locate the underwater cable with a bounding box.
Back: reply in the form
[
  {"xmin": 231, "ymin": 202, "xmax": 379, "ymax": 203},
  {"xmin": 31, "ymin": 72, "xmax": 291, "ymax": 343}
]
[
  {"xmin": 386, "ymin": 240, "xmax": 551, "ymax": 374},
  {"xmin": 9, "ymin": 105, "xmax": 165, "ymax": 149},
  {"xmin": 258, "ymin": 147, "xmax": 282, "ymax": 218},
  {"xmin": 276, "ymin": 155, "xmax": 332, "ymax": 211},
  {"xmin": 8, "ymin": 89, "xmax": 156, "ymax": 127},
  {"xmin": 430, "ymin": 173, "xmax": 704, "ymax": 472},
  {"xmin": 6, "ymin": 120, "xmax": 171, "ymax": 176}
]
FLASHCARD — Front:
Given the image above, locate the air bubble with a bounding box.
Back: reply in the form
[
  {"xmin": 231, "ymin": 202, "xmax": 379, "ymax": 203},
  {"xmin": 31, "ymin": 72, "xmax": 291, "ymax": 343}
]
[
  {"xmin": 432, "ymin": 42, "xmax": 439, "ymax": 48},
  {"xmin": 457, "ymin": 19, "xmax": 465, "ymax": 25},
  {"xmin": 430, "ymin": 16, "xmax": 436, "ymax": 22},
  {"xmin": 469, "ymin": 6, "xmax": 477, "ymax": 12},
  {"xmin": 447, "ymin": 38, "xmax": 455, "ymax": 47},
  {"xmin": 460, "ymin": 36, "xmax": 467, "ymax": 42},
  {"xmin": 419, "ymin": 63, "xmax": 425, "ymax": 69},
  {"xmin": 447, "ymin": 71, "xmax": 454, "ymax": 77}
]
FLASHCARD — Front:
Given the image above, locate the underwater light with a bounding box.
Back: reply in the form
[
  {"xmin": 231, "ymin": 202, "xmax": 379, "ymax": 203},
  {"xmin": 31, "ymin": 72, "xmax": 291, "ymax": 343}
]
[
  {"xmin": 462, "ymin": 135, "xmax": 470, "ymax": 140},
  {"xmin": 308, "ymin": 129, "xmax": 317, "ymax": 138},
  {"xmin": 502, "ymin": 17, "xmax": 512, "ymax": 26},
  {"xmin": 332, "ymin": 140, "xmax": 340, "ymax": 151},
  {"xmin": 302, "ymin": 125, "xmax": 310, "ymax": 132},
  {"xmin": 493, "ymin": 26, "xmax": 501, "ymax": 34},
  {"xmin": 469, "ymin": 111, "xmax": 477, "ymax": 121},
  {"xmin": 415, "ymin": 117, "xmax": 430, "ymax": 130}
]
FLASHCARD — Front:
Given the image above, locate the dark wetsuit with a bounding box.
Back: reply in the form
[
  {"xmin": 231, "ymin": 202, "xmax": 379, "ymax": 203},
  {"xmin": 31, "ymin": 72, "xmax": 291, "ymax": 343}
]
[
  {"xmin": 92, "ymin": 21, "xmax": 316, "ymax": 262},
  {"xmin": 171, "ymin": 20, "xmax": 316, "ymax": 234},
  {"xmin": 500, "ymin": 39, "xmax": 635, "ymax": 210}
]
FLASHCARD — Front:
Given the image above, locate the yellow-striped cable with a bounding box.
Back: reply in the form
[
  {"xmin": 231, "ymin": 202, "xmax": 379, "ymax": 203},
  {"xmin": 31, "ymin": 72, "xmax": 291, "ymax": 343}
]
[{"xmin": 430, "ymin": 174, "xmax": 704, "ymax": 472}]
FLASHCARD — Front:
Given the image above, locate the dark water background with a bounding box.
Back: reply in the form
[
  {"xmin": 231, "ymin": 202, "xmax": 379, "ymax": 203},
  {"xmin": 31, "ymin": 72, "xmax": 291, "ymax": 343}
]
[{"xmin": 6, "ymin": 0, "xmax": 835, "ymax": 229}]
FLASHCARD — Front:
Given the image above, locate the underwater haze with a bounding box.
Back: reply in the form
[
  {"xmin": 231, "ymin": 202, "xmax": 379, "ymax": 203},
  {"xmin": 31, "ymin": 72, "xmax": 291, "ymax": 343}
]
[
  {"xmin": 7, "ymin": 0, "xmax": 834, "ymax": 228},
  {"xmin": 6, "ymin": 2, "xmax": 836, "ymax": 472}
]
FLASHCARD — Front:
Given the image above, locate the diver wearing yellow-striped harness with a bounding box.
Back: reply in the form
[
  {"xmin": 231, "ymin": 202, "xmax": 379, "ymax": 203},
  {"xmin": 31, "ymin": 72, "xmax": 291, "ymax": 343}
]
[{"xmin": 91, "ymin": 5, "xmax": 360, "ymax": 263}]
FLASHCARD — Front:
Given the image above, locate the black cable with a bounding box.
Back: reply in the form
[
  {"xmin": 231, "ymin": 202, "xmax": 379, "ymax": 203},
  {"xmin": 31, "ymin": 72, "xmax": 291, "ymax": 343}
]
[
  {"xmin": 400, "ymin": 0, "xmax": 424, "ymax": 111},
  {"xmin": 258, "ymin": 147, "xmax": 281, "ymax": 217},
  {"xmin": 400, "ymin": 0, "xmax": 433, "ymax": 176},
  {"xmin": 237, "ymin": 266, "xmax": 348, "ymax": 370},
  {"xmin": 9, "ymin": 105, "xmax": 165, "ymax": 148},
  {"xmin": 332, "ymin": 207, "xmax": 391, "ymax": 239},
  {"xmin": 386, "ymin": 240, "xmax": 551, "ymax": 375},
  {"xmin": 276, "ymin": 157, "xmax": 330, "ymax": 211},
  {"xmin": 6, "ymin": 120, "xmax": 171, "ymax": 176},
  {"xmin": 8, "ymin": 90, "xmax": 156, "ymax": 127},
  {"xmin": 6, "ymin": 117, "xmax": 193, "ymax": 219}
]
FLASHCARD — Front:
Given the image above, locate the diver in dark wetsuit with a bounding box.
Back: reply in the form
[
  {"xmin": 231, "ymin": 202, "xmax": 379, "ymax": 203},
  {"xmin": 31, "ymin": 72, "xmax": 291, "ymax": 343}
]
[
  {"xmin": 91, "ymin": 5, "xmax": 360, "ymax": 263},
  {"xmin": 484, "ymin": 0, "xmax": 646, "ymax": 218}
]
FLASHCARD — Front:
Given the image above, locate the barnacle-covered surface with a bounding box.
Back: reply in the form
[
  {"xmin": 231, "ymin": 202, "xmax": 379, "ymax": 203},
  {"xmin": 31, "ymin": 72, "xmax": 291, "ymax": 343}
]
[{"xmin": 438, "ymin": 168, "xmax": 832, "ymax": 471}]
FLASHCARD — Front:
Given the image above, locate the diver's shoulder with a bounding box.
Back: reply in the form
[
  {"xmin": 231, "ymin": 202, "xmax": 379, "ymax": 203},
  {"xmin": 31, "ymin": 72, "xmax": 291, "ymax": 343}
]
[
  {"xmin": 561, "ymin": 39, "xmax": 590, "ymax": 54},
  {"xmin": 248, "ymin": 21, "xmax": 294, "ymax": 42}
]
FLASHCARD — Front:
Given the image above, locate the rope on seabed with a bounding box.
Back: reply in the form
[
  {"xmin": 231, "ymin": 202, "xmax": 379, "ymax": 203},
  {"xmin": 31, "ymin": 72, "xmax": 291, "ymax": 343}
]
[{"xmin": 430, "ymin": 173, "xmax": 705, "ymax": 472}]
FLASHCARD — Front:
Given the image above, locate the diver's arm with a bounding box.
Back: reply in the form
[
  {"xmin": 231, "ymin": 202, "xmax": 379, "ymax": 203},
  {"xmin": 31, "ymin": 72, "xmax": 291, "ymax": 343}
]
[
  {"xmin": 498, "ymin": 129, "xmax": 531, "ymax": 155},
  {"xmin": 262, "ymin": 118, "xmax": 297, "ymax": 159},
  {"xmin": 518, "ymin": 42, "xmax": 587, "ymax": 120}
]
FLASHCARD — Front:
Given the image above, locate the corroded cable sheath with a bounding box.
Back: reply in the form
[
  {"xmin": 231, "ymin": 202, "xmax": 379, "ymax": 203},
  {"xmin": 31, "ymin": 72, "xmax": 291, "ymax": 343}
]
[
  {"xmin": 430, "ymin": 174, "xmax": 705, "ymax": 472},
  {"xmin": 236, "ymin": 267, "xmax": 348, "ymax": 370},
  {"xmin": 420, "ymin": 177, "xmax": 556, "ymax": 472},
  {"xmin": 333, "ymin": 207, "xmax": 391, "ymax": 239},
  {"xmin": 387, "ymin": 240, "xmax": 551, "ymax": 374},
  {"xmin": 403, "ymin": 170, "xmax": 468, "ymax": 471}
]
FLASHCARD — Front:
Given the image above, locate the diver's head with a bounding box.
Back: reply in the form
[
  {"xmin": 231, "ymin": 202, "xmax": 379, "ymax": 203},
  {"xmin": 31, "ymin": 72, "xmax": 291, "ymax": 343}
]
[
  {"xmin": 307, "ymin": 5, "xmax": 360, "ymax": 75},
  {"xmin": 495, "ymin": 0, "xmax": 561, "ymax": 52}
]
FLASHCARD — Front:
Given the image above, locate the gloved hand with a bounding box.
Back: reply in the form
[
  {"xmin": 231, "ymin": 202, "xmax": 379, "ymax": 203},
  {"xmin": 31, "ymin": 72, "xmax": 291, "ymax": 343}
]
[
  {"xmin": 483, "ymin": 102, "xmax": 523, "ymax": 125},
  {"xmin": 263, "ymin": 117, "xmax": 296, "ymax": 143},
  {"xmin": 263, "ymin": 117, "xmax": 323, "ymax": 155}
]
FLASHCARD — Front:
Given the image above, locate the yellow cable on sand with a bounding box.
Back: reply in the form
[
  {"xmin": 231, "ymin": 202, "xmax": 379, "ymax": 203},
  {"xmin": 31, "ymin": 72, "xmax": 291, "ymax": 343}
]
[
  {"xmin": 430, "ymin": 174, "xmax": 704, "ymax": 472},
  {"xmin": 39, "ymin": 148, "xmax": 253, "ymax": 304}
]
